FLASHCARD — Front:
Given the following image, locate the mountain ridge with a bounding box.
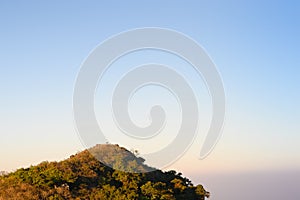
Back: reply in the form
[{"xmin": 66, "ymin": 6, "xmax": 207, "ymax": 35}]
[{"xmin": 0, "ymin": 144, "xmax": 210, "ymax": 200}]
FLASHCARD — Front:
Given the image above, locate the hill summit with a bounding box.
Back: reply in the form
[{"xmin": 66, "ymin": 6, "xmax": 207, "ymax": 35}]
[{"xmin": 0, "ymin": 144, "xmax": 210, "ymax": 200}]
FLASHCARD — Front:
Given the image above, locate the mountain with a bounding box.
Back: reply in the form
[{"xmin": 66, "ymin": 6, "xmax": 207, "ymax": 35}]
[{"xmin": 0, "ymin": 144, "xmax": 210, "ymax": 200}]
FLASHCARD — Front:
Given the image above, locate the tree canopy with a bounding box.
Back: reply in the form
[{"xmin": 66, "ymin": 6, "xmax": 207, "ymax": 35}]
[{"xmin": 0, "ymin": 144, "xmax": 209, "ymax": 200}]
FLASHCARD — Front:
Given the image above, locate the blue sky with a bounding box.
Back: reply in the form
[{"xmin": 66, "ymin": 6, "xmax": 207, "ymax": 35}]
[{"xmin": 0, "ymin": 1, "xmax": 299, "ymax": 198}]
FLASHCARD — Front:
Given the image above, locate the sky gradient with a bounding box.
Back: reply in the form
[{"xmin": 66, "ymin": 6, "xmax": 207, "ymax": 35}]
[{"xmin": 1, "ymin": 1, "xmax": 299, "ymax": 199}]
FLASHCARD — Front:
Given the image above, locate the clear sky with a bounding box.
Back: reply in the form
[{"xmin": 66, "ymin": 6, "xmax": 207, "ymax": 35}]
[{"xmin": 1, "ymin": 1, "xmax": 299, "ymax": 199}]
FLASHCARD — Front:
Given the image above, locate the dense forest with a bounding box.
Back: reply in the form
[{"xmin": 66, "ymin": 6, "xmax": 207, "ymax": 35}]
[{"xmin": 0, "ymin": 144, "xmax": 210, "ymax": 199}]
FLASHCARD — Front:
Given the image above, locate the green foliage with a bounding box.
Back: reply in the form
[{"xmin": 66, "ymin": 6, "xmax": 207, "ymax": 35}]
[
  {"xmin": 0, "ymin": 144, "xmax": 209, "ymax": 200},
  {"xmin": 141, "ymin": 181, "xmax": 175, "ymax": 200}
]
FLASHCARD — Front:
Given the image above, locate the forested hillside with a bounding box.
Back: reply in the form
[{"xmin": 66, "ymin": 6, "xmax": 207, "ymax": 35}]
[{"xmin": 0, "ymin": 144, "xmax": 209, "ymax": 199}]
